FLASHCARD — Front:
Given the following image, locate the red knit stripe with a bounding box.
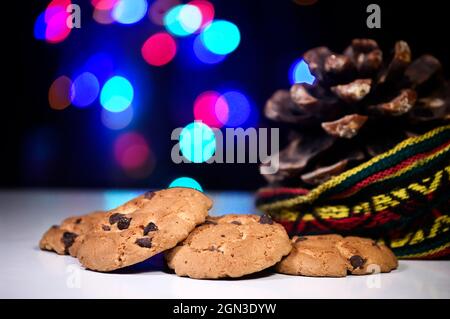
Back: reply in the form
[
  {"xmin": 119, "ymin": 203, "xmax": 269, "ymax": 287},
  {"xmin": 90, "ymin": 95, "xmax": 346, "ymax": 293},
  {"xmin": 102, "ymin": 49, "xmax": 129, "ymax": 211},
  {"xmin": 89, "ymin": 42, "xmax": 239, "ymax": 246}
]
[{"xmin": 331, "ymin": 140, "xmax": 450, "ymax": 199}]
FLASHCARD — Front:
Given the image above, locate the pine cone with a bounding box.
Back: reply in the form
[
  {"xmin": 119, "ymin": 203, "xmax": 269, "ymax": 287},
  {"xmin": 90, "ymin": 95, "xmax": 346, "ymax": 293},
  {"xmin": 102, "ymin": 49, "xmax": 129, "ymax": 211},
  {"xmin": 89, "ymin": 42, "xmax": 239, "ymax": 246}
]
[{"xmin": 263, "ymin": 39, "xmax": 450, "ymax": 187}]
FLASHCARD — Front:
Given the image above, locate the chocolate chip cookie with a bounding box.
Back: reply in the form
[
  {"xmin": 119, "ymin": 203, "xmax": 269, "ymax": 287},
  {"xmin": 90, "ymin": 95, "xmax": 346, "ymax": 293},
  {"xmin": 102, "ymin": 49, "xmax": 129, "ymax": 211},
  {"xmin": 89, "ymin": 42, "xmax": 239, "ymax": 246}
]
[
  {"xmin": 165, "ymin": 214, "xmax": 292, "ymax": 279},
  {"xmin": 39, "ymin": 211, "xmax": 106, "ymax": 256},
  {"xmin": 275, "ymin": 235, "xmax": 398, "ymax": 277},
  {"xmin": 39, "ymin": 190, "xmax": 156, "ymax": 256},
  {"xmin": 76, "ymin": 188, "xmax": 212, "ymax": 272}
]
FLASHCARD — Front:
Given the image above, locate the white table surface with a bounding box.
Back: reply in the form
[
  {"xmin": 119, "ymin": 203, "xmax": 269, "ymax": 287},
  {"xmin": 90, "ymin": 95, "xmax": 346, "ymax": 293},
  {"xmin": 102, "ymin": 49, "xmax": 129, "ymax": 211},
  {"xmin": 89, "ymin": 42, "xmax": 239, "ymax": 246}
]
[{"xmin": 1, "ymin": 190, "xmax": 449, "ymax": 299}]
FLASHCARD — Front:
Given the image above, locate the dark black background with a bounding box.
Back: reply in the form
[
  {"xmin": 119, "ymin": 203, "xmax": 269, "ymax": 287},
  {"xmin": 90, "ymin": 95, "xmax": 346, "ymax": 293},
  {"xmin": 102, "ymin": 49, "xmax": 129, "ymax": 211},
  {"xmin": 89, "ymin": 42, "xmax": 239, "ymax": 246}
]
[{"xmin": 5, "ymin": 0, "xmax": 450, "ymax": 190}]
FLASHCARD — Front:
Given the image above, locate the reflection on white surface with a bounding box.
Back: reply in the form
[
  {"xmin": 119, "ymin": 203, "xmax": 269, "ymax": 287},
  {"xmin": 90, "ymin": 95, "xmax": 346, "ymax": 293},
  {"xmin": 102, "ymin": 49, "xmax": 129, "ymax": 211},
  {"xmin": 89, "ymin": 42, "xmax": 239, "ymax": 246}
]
[{"xmin": 0, "ymin": 191, "xmax": 449, "ymax": 298}]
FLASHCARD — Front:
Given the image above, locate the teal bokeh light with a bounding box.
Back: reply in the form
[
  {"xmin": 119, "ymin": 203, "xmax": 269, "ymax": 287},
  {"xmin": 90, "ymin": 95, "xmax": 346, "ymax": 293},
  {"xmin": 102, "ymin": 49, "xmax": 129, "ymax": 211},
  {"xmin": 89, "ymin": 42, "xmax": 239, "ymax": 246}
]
[
  {"xmin": 112, "ymin": 0, "xmax": 148, "ymax": 25},
  {"xmin": 164, "ymin": 4, "xmax": 202, "ymax": 37},
  {"xmin": 169, "ymin": 177, "xmax": 203, "ymax": 192},
  {"xmin": 100, "ymin": 76, "xmax": 134, "ymax": 113},
  {"xmin": 201, "ymin": 20, "xmax": 240, "ymax": 55},
  {"xmin": 179, "ymin": 121, "xmax": 216, "ymax": 163}
]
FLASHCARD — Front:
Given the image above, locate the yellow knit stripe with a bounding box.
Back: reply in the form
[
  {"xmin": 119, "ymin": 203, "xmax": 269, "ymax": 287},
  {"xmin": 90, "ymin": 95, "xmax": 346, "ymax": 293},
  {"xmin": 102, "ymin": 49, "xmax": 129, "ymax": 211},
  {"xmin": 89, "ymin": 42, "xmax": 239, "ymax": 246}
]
[
  {"xmin": 329, "ymin": 144, "xmax": 450, "ymax": 199},
  {"xmin": 399, "ymin": 242, "xmax": 450, "ymax": 259},
  {"xmin": 258, "ymin": 125, "xmax": 450, "ymax": 211}
]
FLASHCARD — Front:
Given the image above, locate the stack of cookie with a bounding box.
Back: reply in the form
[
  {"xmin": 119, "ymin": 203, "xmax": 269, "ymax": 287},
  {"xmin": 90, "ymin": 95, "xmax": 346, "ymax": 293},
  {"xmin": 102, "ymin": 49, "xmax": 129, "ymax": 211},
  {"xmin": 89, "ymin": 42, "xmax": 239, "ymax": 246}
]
[{"xmin": 40, "ymin": 188, "xmax": 398, "ymax": 279}]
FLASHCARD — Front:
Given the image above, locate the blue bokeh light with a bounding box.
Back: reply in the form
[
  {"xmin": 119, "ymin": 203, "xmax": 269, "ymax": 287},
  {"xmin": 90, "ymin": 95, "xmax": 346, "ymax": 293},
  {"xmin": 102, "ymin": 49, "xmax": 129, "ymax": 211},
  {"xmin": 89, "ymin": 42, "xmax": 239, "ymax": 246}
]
[
  {"xmin": 33, "ymin": 11, "xmax": 46, "ymax": 40},
  {"xmin": 193, "ymin": 34, "xmax": 226, "ymax": 64},
  {"xmin": 112, "ymin": 0, "xmax": 148, "ymax": 25},
  {"xmin": 101, "ymin": 106, "xmax": 134, "ymax": 130},
  {"xmin": 179, "ymin": 121, "xmax": 216, "ymax": 163},
  {"xmin": 70, "ymin": 72, "xmax": 100, "ymax": 107},
  {"xmin": 290, "ymin": 59, "xmax": 316, "ymax": 85},
  {"xmin": 100, "ymin": 76, "xmax": 134, "ymax": 113},
  {"xmin": 84, "ymin": 53, "xmax": 115, "ymax": 83},
  {"xmin": 220, "ymin": 91, "xmax": 251, "ymax": 127},
  {"xmin": 169, "ymin": 177, "xmax": 203, "ymax": 192},
  {"xmin": 201, "ymin": 20, "xmax": 240, "ymax": 55},
  {"xmin": 164, "ymin": 4, "xmax": 202, "ymax": 37}
]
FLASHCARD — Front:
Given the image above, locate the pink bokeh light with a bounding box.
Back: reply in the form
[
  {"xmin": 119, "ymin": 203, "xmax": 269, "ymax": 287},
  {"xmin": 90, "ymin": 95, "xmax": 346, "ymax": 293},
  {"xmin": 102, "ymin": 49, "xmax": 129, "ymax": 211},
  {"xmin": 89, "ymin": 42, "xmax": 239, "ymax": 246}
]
[
  {"xmin": 114, "ymin": 132, "xmax": 150, "ymax": 171},
  {"xmin": 141, "ymin": 32, "xmax": 177, "ymax": 66},
  {"xmin": 193, "ymin": 91, "xmax": 229, "ymax": 128}
]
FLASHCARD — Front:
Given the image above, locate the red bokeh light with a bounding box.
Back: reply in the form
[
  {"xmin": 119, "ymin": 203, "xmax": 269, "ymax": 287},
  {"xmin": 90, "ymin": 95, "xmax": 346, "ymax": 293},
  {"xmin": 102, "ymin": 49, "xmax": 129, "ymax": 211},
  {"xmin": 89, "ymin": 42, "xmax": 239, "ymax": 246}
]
[
  {"xmin": 114, "ymin": 132, "xmax": 150, "ymax": 170},
  {"xmin": 193, "ymin": 91, "xmax": 229, "ymax": 128},
  {"xmin": 91, "ymin": 0, "xmax": 119, "ymax": 10},
  {"xmin": 141, "ymin": 32, "xmax": 177, "ymax": 67}
]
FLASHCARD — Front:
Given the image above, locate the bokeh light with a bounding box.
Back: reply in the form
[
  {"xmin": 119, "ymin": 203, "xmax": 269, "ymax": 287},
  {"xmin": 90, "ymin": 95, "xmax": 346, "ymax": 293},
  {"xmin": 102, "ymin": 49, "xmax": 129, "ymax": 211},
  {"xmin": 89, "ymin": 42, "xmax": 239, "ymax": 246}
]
[
  {"xmin": 114, "ymin": 132, "xmax": 154, "ymax": 178},
  {"xmin": 112, "ymin": 0, "xmax": 148, "ymax": 24},
  {"xmin": 179, "ymin": 121, "xmax": 216, "ymax": 163},
  {"xmin": 101, "ymin": 106, "xmax": 134, "ymax": 130},
  {"xmin": 35, "ymin": 1, "xmax": 73, "ymax": 43},
  {"xmin": 201, "ymin": 20, "xmax": 240, "ymax": 55},
  {"xmin": 92, "ymin": 0, "xmax": 119, "ymax": 10},
  {"xmin": 141, "ymin": 32, "xmax": 177, "ymax": 66},
  {"xmin": 149, "ymin": 0, "xmax": 180, "ymax": 26},
  {"xmin": 290, "ymin": 59, "xmax": 316, "ymax": 85},
  {"xmin": 41, "ymin": 4, "xmax": 72, "ymax": 43},
  {"xmin": 84, "ymin": 52, "xmax": 115, "ymax": 83},
  {"xmin": 219, "ymin": 91, "xmax": 251, "ymax": 127},
  {"xmin": 169, "ymin": 177, "xmax": 203, "ymax": 192},
  {"xmin": 103, "ymin": 190, "xmax": 142, "ymax": 210},
  {"xmin": 188, "ymin": 0, "xmax": 214, "ymax": 28},
  {"xmin": 93, "ymin": 7, "xmax": 116, "ymax": 24},
  {"xmin": 100, "ymin": 76, "xmax": 134, "ymax": 112},
  {"xmin": 193, "ymin": 91, "xmax": 228, "ymax": 128},
  {"xmin": 34, "ymin": 12, "xmax": 47, "ymax": 40},
  {"xmin": 48, "ymin": 76, "xmax": 72, "ymax": 110},
  {"xmin": 193, "ymin": 34, "xmax": 226, "ymax": 64},
  {"xmin": 164, "ymin": 4, "xmax": 202, "ymax": 36},
  {"xmin": 70, "ymin": 72, "xmax": 100, "ymax": 107}
]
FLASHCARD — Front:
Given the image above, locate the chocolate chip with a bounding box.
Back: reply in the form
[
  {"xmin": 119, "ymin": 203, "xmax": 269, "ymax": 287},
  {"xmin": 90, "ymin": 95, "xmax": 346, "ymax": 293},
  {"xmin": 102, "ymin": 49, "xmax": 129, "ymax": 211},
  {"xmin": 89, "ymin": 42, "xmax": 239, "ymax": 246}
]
[
  {"xmin": 350, "ymin": 255, "xmax": 365, "ymax": 269},
  {"xmin": 231, "ymin": 221, "xmax": 242, "ymax": 225},
  {"xmin": 135, "ymin": 237, "xmax": 152, "ymax": 248},
  {"xmin": 144, "ymin": 191, "xmax": 155, "ymax": 199},
  {"xmin": 117, "ymin": 217, "xmax": 131, "ymax": 230},
  {"xmin": 51, "ymin": 225, "xmax": 59, "ymax": 229},
  {"xmin": 208, "ymin": 246, "xmax": 217, "ymax": 251},
  {"xmin": 259, "ymin": 214, "xmax": 273, "ymax": 225},
  {"xmin": 295, "ymin": 237, "xmax": 308, "ymax": 243},
  {"xmin": 102, "ymin": 225, "xmax": 111, "ymax": 231},
  {"xmin": 204, "ymin": 220, "xmax": 218, "ymax": 225},
  {"xmin": 143, "ymin": 222, "xmax": 158, "ymax": 235},
  {"xmin": 61, "ymin": 232, "xmax": 78, "ymax": 254},
  {"xmin": 75, "ymin": 218, "xmax": 82, "ymax": 224},
  {"xmin": 109, "ymin": 213, "xmax": 124, "ymax": 225}
]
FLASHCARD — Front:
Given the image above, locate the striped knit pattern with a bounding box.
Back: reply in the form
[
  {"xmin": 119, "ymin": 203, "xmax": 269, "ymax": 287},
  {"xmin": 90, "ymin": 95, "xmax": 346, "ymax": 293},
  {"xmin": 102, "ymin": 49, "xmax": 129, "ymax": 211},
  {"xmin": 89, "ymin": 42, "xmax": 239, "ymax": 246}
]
[{"xmin": 256, "ymin": 125, "xmax": 450, "ymax": 259}]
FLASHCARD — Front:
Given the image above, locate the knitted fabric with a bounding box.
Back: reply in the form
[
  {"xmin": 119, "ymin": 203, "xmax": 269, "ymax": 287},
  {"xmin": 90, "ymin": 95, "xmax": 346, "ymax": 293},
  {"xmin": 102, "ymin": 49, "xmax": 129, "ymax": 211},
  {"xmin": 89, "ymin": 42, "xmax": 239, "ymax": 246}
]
[{"xmin": 256, "ymin": 125, "xmax": 450, "ymax": 259}]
